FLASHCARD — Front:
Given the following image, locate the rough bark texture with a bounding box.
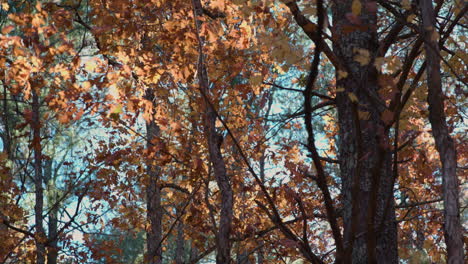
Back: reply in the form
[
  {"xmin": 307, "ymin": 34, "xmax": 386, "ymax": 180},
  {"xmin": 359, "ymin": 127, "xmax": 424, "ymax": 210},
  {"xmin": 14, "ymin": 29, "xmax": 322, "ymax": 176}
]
[
  {"xmin": 145, "ymin": 90, "xmax": 163, "ymax": 264},
  {"xmin": 192, "ymin": 0, "xmax": 233, "ymax": 262},
  {"xmin": 332, "ymin": 1, "xmax": 398, "ymax": 263},
  {"xmin": 419, "ymin": 0, "xmax": 464, "ymax": 262},
  {"xmin": 174, "ymin": 217, "xmax": 185, "ymax": 264},
  {"xmin": 32, "ymin": 90, "xmax": 46, "ymax": 264}
]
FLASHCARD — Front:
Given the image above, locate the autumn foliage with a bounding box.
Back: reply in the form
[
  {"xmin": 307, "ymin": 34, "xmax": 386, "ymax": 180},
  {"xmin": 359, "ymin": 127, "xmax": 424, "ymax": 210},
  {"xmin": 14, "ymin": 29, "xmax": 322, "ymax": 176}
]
[{"xmin": 0, "ymin": 0, "xmax": 466, "ymax": 263}]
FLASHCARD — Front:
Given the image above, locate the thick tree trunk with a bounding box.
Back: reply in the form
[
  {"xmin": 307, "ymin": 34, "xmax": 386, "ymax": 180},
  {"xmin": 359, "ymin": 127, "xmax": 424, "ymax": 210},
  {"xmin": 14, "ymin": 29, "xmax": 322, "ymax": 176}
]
[
  {"xmin": 145, "ymin": 90, "xmax": 163, "ymax": 264},
  {"xmin": 332, "ymin": 1, "xmax": 398, "ymax": 263},
  {"xmin": 32, "ymin": 90, "xmax": 46, "ymax": 264},
  {"xmin": 192, "ymin": 0, "xmax": 233, "ymax": 262},
  {"xmin": 419, "ymin": 1, "xmax": 464, "ymax": 262}
]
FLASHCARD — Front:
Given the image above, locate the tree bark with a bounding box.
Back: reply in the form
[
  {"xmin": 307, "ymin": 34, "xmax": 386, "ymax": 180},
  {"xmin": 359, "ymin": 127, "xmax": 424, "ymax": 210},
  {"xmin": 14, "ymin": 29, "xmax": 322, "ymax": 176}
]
[
  {"xmin": 192, "ymin": 0, "xmax": 233, "ymax": 262},
  {"xmin": 45, "ymin": 159, "xmax": 58, "ymax": 264},
  {"xmin": 331, "ymin": 1, "xmax": 398, "ymax": 263},
  {"xmin": 174, "ymin": 216, "xmax": 185, "ymax": 264},
  {"xmin": 145, "ymin": 90, "xmax": 163, "ymax": 264},
  {"xmin": 419, "ymin": 0, "xmax": 464, "ymax": 262},
  {"xmin": 32, "ymin": 90, "xmax": 46, "ymax": 264},
  {"xmin": 47, "ymin": 204, "xmax": 58, "ymax": 264}
]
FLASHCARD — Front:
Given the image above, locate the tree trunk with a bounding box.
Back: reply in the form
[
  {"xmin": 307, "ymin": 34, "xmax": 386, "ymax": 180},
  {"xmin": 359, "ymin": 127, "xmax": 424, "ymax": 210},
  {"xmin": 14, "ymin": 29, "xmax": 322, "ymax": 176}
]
[
  {"xmin": 332, "ymin": 1, "xmax": 398, "ymax": 263},
  {"xmin": 202, "ymin": 60, "xmax": 233, "ymax": 264},
  {"xmin": 256, "ymin": 246, "xmax": 264, "ymax": 264},
  {"xmin": 32, "ymin": 90, "xmax": 46, "ymax": 264},
  {"xmin": 47, "ymin": 204, "xmax": 58, "ymax": 264},
  {"xmin": 419, "ymin": 0, "xmax": 464, "ymax": 262},
  {"xmin": 45, "ymin": 159, "xmax": 58, "ymax": 264},
  {"xmin": 174, "ymin": 216, "xmax": 185, "ymax": 264},
  {"xmin": 145, "ymin": 90, "xmax": 163, "ymax": 264},
  {"xmin": 192, "ymin": 0, "xmax": 233, "ymax": 262}
]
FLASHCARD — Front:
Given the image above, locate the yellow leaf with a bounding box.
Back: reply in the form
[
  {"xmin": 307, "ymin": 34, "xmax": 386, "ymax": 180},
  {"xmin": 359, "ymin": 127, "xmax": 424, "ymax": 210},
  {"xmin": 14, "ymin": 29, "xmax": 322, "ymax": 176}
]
[
  {"xmin": 110, "ymin": 104, "xmax": 123, "ymax": 115},
  {"xmin": 348, "ymin": 92, "xmax": 358, "ymax": 103},
  {"xmin": 352, "ymin": 0, "xmax": 362, "ymax": 16},
  {"xmin": 406, "ymin": 14, "xmax": 416, "ymax": 23},
  {"xmin": 1, "ymin": 3, "xmax": 9, "ymax": 11},
  {"xmin": 402, "ymin": 0, "xmax": 411, "ymax": 10},
  {"xmin": 336, "ymin": 86, "xmax": 345, "ymax": 93},
  {"xmin": 337, "ymin": 70, "xmax": 348, "ymax": 80},
  {"xmin": 81, "ymin": 81, "xmax": 92, "ymax": 91},
  {"xmin": 354, "ymin": 48, "xmax": 370, "ymax": 66},
  {"xmin": 32, "ymin": 15, "xmax": 45, "ymax": 28}
]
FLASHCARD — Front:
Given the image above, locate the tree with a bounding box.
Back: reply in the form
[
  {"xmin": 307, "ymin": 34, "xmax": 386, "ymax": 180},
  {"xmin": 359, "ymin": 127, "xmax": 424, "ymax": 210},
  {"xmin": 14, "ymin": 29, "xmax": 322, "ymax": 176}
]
[{"xmin": 419, "ymin": 0, "xmax": 464, "ymax": 262}]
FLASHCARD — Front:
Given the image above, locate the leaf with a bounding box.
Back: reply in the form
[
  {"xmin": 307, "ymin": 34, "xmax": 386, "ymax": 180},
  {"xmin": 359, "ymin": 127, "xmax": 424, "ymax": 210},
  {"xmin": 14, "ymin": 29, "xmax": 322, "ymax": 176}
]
[
  {"xmin": 348, "ymin": 92, "xmax": 358, "ymax": 103},
  {"xmin": 1, "ymin": 3, "xmax": 8, "ymax": 11},
  {"xmin": 402, "ymin": 0, "xmax": 411, "ymax": 10},
  {"xmin": 81, "ymin": 81, "xmax": 92, "ymax": 91},
  {"xmin": 374, "ymin": 57, "xmax": 385, "ymax": 69},
  {"xmin": 1, "ymin": 25, "xmax": 14, "ymax": 35},
  {"xmin": 250, "ymin": 74, "xmax": 262, "ymax": 86},
  {"xmin": 352, "ymin": 0, "xmax": 362, "ymax": 16},
  {"xmin": 337, "ymin": 70, "xmax": 348, "ymax": 80},
  {"xmin": 406, "ymin": 14, "xmax": 417, "ymax": 23},
  {"xmin": 58, "ymin": 113, "xmax": 70, "ymax": 124},
  {"xmin": 109, "ymin": 104, "xmax": 122, "ymax": 120},
  {"xmin": 354, "ymin": 48, "xmax": 370, "ymax": 66},
  {"xmin": 336, "ymin": 86, "xmax": 345, "ymax": 93}
]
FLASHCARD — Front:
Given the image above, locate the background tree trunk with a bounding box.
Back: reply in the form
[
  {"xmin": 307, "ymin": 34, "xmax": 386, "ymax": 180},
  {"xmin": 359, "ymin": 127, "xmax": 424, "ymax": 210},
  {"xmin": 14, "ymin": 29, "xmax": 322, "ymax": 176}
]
[
  {"xmin": 32, "ymin": 89, "xmax": 46, "ymax": 264},
  {"xmin": 174, "ymin": 216, "xmax": 185, "ymax": 264},
  {"xmin": 332, "ymin": 1, "xmax": 398, "ymax": 263},
  {"xmin": 45, "ymin": 159, "xmax": 58, "ymax": 264},
  {"xmin": 419, "ymin": 0, "xmax": 464, "ymax": 262},
  {"xmin": 145, "ymin": 90, "xmax": 163, "ymax": 264},
  {"xmin": 192, "ymin": 0, "xmax": 233, "ymax": 262}
]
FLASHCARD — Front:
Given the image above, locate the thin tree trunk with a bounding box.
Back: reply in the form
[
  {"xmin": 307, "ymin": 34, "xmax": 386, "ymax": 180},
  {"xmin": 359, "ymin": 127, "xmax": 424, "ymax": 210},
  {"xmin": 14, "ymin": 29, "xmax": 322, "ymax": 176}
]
[
  {"xmin": 419, "ymin": 1, "xmax": 464, "ymax": 262},
  {"xmin": 332, "ymin": 1, "xmax": 397, "ymax": 263},
  {"xmin": 191, "ymin": 0, "xmax": 233, "ymax": 262},
  {"xmin": 32, "ymin": 90, "xmax": 46, "ymax": 264},
  {"xmin": 47, "ymin": 204, "xmax": 58, "ymax": 264},
  {"xmin": 256, "ymin": 245, "xmax": 264, "ymax": 264},
  {"xmin": 145, "ymin": 89, "xmax": 163, "ymax": 264},
  {"xmin": 174, "ymin": 216, "xmax": 185, "ymax": 264},
  {"xmin": 45, "ymin": 159, "xmax": 58, "ymax": 264}
]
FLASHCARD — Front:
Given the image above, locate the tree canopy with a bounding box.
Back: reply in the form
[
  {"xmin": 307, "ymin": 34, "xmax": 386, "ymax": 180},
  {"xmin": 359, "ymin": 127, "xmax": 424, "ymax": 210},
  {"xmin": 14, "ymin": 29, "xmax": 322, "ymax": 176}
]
[{"xmin": 0, "ymin": 0, "xmax": 466, "ymax": 263}]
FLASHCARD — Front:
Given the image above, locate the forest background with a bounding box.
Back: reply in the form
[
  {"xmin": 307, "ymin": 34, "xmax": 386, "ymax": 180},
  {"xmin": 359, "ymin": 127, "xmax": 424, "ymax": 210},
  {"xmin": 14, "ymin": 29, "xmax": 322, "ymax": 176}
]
[{"xmin": 0, "ymin": 0, "xmax": 466, "ymax": 263}]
